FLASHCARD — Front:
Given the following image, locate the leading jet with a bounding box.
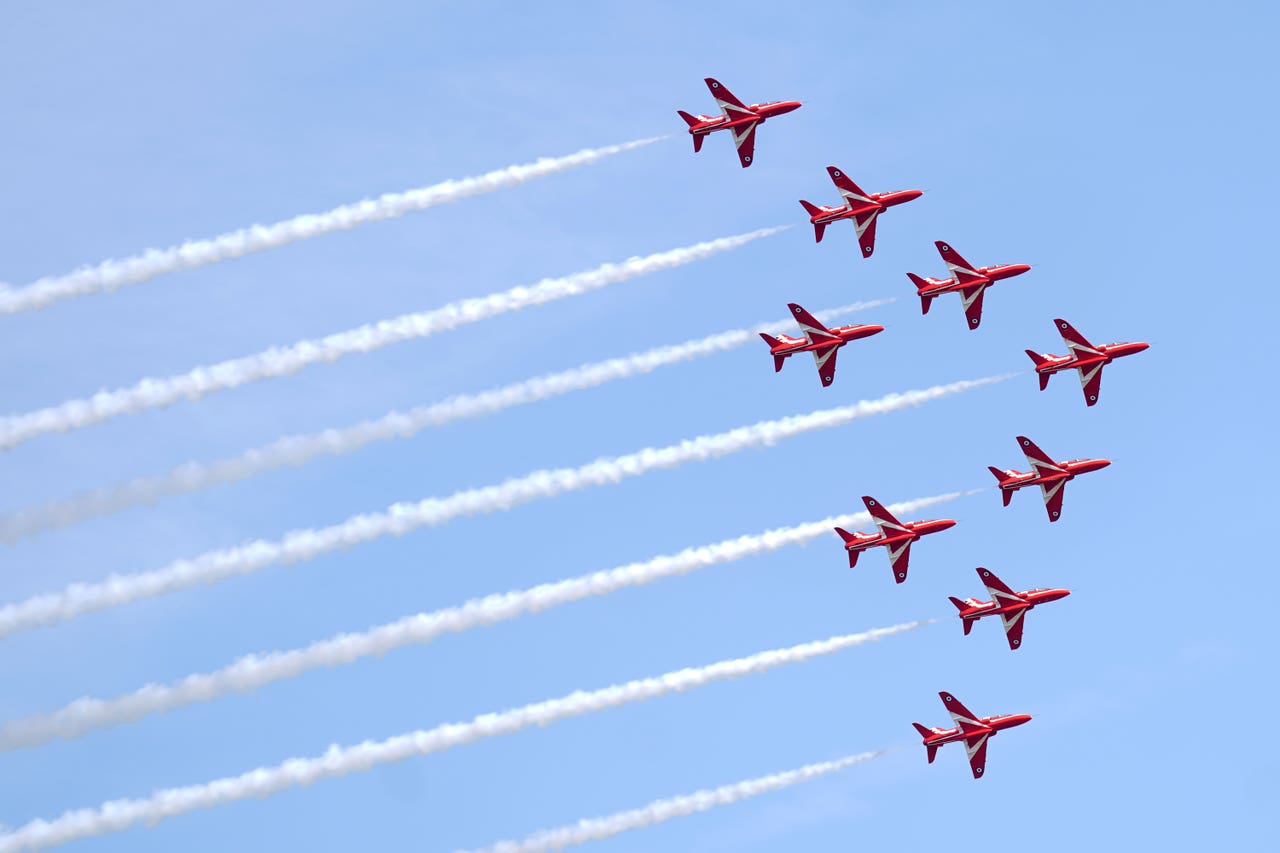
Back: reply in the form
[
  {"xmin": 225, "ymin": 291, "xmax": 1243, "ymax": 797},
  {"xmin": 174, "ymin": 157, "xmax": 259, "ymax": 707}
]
[
  {"xmin": 907, "ymin": 241, "xmax": 1031, "ymax": 329},
  {"xmin": 798, "ymin": 166, "xmax": 922, "ymax": 256},
  {"xmin": 677, "ymin": 78, "xmax": 801, "ymax": 168},
  {"xmin": 759, "ymin": 303, "xmax": 884, "ymax": 387},
  {"xmin": 949, "ymin": 568, "xmax": 1071, "ymax": 650},
  {"xmin": 833, "ymin": 495, "xmax": 956, "ymax": 583},
  {"xmin": 913, "ymin": 691, "xmax": 1032, "ymax": 779},
  {"xmin": 988, "ymin": 435, "xmax": 1111, "ymax": 522},
  {"xmin": 1025, "ymin": 318, "xmax": 1149, "ymax": 406}
]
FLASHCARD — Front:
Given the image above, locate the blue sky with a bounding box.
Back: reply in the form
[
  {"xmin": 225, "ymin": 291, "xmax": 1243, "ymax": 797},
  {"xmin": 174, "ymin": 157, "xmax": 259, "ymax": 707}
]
[{"xmin": 0, "ymin": 1, "xmax": 1275, "ymax": 850}]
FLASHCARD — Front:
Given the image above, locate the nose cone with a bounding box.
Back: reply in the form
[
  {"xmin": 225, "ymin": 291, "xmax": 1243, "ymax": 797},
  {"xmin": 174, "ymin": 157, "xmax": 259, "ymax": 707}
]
[
  {"xmin": 850, "ymin": 324, "xmax": 885, "ymax": 339},
  {"xmin": 771, "ymin": 100, "xmax": 802, "ymax": 116},
  {"xmin": 1002, "ymin": 714, "xmax": 1033, "ymax": 729},
  {"xmin": 1124, "ymin": 342, "xmax": 1151, "ymax": 356},
  {"xmin": 1085, "ymin": 459, "xmax": 1112, "ymax": 473},
  {"xmin": 1039, "ymin": 588, "xmax": 1072, "ymax": 604},
  {"xmin": 883, "ymin": 189, "xmax": 923, "ymax": 207},
  {"xmin": 1003, "ymin": 263, "xmax": 1033, "ymax": 278},
  {"xmin": 926, "ymin": 519, "xmax": 958, "ymax": 535}
]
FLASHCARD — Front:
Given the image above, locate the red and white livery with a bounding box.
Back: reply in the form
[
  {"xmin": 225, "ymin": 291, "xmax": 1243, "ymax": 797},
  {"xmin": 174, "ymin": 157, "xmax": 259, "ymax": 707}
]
[
  {"xmin": 833, "ymin": 495, "xmax": 957, "ymax": 583},
  {"xmin": 760, "ymin": 303, "xmax": 884, "ymax": 387},
  {"xmin": 677, "ymin": 78, "xmax": 801, "ymax": 168},
  {"xmin": 1025, "ymin": 318, "xmax": 1150, "ymax": 406},
  {"xmin": 948, "ymin": 568, "xmax": 1071, "ymax": 650},
  {"xmin": 913, "ymin": 692, "xmax": 1032, "ymax": 779},
  {"xmin": 988, "ymin": 435, "xmax": 1111, "ymax": 522},
  {"xmin": 907, "ymin": 241, "xmax": 1032, "ymax": 329},
  {"xmin": 798, "ymin": 167, "xmax": 922, "ymax": 256}
]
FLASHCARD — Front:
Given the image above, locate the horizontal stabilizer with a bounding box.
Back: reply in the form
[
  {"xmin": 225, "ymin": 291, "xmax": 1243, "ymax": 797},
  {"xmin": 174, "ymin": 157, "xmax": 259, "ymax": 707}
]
[
  {"xmin": 948, "ymin": 596, "xmax": 968, "ymax": 613},
  {"xmin": 677, "ymin": 109, "xmax": 700, "ymax": 128},
  {"xmin": 912, "ymin": 722, "xmax": 933, "ymax": 740}
]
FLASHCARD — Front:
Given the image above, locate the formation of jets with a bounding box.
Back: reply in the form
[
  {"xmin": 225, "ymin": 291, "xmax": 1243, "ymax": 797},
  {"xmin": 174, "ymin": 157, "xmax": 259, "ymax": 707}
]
[{"xmin": 680, "ymin": 77, "xmax": 1149, "ymax": 780}]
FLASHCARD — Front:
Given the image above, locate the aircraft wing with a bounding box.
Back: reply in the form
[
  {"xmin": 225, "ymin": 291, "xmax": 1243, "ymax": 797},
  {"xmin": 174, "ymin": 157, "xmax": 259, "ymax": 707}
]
[
  {"xmin": 960, "ymin": 284, "xmax": 986, "ymax": 329},
  {"xmin": 811, "ymin": 344, "xmax": 839, "ymax": 387},
  {"xmin": 1078, "ymin": 362, "xmax": 1105, "ymax": 406},
  {"xmin": 731, "ymin": 120, "xmax": 759, "ymax": 168},
  {"xmin": 884, "ymin": 538, "xmax": 912, "ymax": 584},
  {"xmin": 1001, "ymin": 609, "xmax": 1028, "ymax": 650},
  {"xmin": 940, "ymin": 692, "xmax": 985, "ymax": 733},
  {"xmin": 854, "ymin": 210, "xmax": 879, "ymax": 257},
  {"xmin": 787, "ymin": 303, "xmax": 838, "ymax": 344},
  {"xmin": 1039, "ymin": 478, "xmax": 1067, "ymax": 522},
  {"xmin": 935, "ymin": 241, "xmax": 985, "ymax": 285},
  {"xmin": 1054, "ymin": 318, "xmax": 1100, "ymax": 357},
  {"xmin": 1017, "ymin": 436, "xmax": 1064, "ymax": 478},
  {"xmin": 827, "ymin": 167, "xmax": 874, "ymax": 207},
  {"xmin": 977, "ymin": 568, "xmax": 1020, "ymax": 605},
  {"xmin": 964, "ymin": 732, "xmax": 992, "ymax": 778},
  {"xmin": 704, "ymin": 78, "xmax": 755, "ymax": 121}
]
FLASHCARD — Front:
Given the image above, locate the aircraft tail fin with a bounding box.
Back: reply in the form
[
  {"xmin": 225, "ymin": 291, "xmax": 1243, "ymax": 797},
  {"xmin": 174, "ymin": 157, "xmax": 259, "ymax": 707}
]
[
  {"xmin": 677, "ymin": 112, "xmax": 704, "ymax": 152},
  {"xmin": 912, "ymin": 723, "xmax": 939, "ymax": 763},
  {"xmin": 677, "ymin": 110, "xmax": 700, "ymax": 127},
  {"xmin": 833, "ymin": 527, "xmax": 856, "ymax": 544},
  {"xmin": 1025, "ymin": 350, "xmax": 1052, "ymax": 389},
  {"xmin": 912, "ymin": 722, "xmax": 933, "ymax": 739},
  {"xmin": 947, "ymin": 596, "xmax": 968, "ymax": 612},
  {"xmin": 759, "ymin": 334, "xmax": 787, "ymax": 372},
  {"xmin": 798, "ymin": 201, "xmax": 826, "ymax": 242},
  {"xmin": 907, "ymin": 273, "xmax": 933, "ymax": 314},
  {"xmin": 988, "ymin": 466, "xmax": 1015, "ymax": 506}
]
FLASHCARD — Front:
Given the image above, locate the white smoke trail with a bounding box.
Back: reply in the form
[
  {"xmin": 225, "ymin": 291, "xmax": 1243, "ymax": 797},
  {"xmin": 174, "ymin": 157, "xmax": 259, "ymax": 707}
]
[
  {"xmin": 0, "ymin": 138, "xmax": 664, "ymax": 316},
  {"xmin": 0, "ymin": 227, "xmax": 784, "ymax": 452},
  {"xmin": 0, "ymin": 491, "xmax": 966, "ymax": 748},
  {"xmin": 0, "ymin": 622, "xmax": 927, "ymax": 852},
  {"xmin": 0, "ymin": 375, "xmax": 1009, "ymax": 639},
  {"xmin": 457, "ymin": 750, "xmax": 888, "ymax": 853},
  {"xmin": 0, "ymin": 299, "xmax": 892, "ymax": 542}
]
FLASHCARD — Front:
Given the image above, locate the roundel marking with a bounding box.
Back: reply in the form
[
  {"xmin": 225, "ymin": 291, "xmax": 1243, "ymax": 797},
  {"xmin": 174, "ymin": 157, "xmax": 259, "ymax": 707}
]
[
  {"xmin": 834, "ymin": 169, "xmax": 842, "ymax": 176},
  {"xmin": 1060, "ymin": 322, "xmax": 1068, "ymax": 329},
  {"xmin": 1022, "ymin": 439, "xmax": 1030, "ymax": 446},
  {"xmin": 1052, "ymin": 510, "xmax": 1060, "ymax": 518},
  {"xmin": 1013, "ymin": 638, "xmax": 1020, "ymax": 646},
  {"xmin": 944, "ymin": 694, "xmax": 953, "ymax": 703},
  {"xmin": 982, "ymin": 570, "xmax": 990, "ymax": 577},
  {"xmin": 941, "ymin": 244, "xmax": 950, "ymax": 252},
  {"xmin": 711, "ymin": 81, "xmax": 719, "ymax": 88},
  {"xmin": 897, "ymin": 571, "xmax": 906, "ymax": 579},
  {"xmin": 1089, "ymin": 395, "xmax": 1097, "ymax": 401},
  {"xmin": 970, "ymin": 317, "xmax": 979, "ymax": 325},
  {"xmin": 868, "ymin": 499, "xmax": 877, "ymax": 506},
  {"xmin": 824, "ymin": 376, "xmax": 832, "ymax": 383},
  {"xmin": 975, "ymin": 766, "xmax": 983, "ymax": 775},
  {"xmin": 744, "ymin": 155, "xmax": 751, "ymax": 163},
  {"xmin": 863, "ymin": 245, "xmax": 872, "ymax": 254},
  {"xmin": 793, "ymin": 306, "xmax": 802, "ymax": 313}
]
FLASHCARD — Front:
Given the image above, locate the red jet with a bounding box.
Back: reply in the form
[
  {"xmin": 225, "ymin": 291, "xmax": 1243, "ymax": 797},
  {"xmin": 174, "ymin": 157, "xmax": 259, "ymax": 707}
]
[
  {"xmin": 988, "ymin": 435, "xmax": 1111, "ymax": 522},
  {"xmin": 833, "ymin": 496, "xmax": 956, "ymax": 583},
  {"xmin": 798, "ymin": 167, "xmax": 922, "ymax": 256},
  {"xmin": 913, "ymin": 692, "xmax": 1032, "ymax": 779},
  {"xmin": 759, "ymin": 303, "xmax": 884, "ymax": 387},
  {"xmin": 949, "ymin": 568, "xmax": 1071, "ymax": 650},
  {"xmin": 677, "ymin": 78, "xmax": 801, "ymax": 168},
  {"xmin": 1026, "ymin": 318, "xmax": 1150, "ymax": 406},
  {"xmin": 907, "ymin": 241, "xmax": 1032, "ymax": 329}
]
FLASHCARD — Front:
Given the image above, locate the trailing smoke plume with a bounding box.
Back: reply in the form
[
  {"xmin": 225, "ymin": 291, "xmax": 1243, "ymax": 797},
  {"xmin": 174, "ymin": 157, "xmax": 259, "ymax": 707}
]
[
  {"xmin": 0, "ymin": 138, "xmax": 664, "ymax": 316},
  {"xmin": 0, "ymin": 623, "xmax": 928, "ymax": 852},
  {"xmin": 0, "ymin": 376, "xmax": 1009, "ymax": 639},
  {"xmin": 0, "ymin": 300, "xmax": 891, "ymax": 542}
]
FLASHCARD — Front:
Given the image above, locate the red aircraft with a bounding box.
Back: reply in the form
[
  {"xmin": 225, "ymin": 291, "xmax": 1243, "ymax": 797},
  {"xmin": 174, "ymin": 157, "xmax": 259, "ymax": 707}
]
[
  {"xmin": 833, "ymin": 496, "xmax": 956, "ymax": 583},
  {"xmin": 677, "ymin": 78, "xmax": 801, "ymax": 168},
  {"xmin": 759, "ymin": 303, "xmax": 884, "ymax": 387},
  {"xmin": 798, "ymin": 167, "xmax": 922, "ymax": 256},
  {"xmin": 907, "ymin": 241, "xmax": 1032, "ymax": 329},
  {"xmin": 949, "ymin": 568, "xmax": 1071, "ymax": 650},
  {"xmin": 913, "ymin": 692, "xmax": 1032, "ymax": 779},
  {"xmin": 1025, "ymin": 318, "xmax": 1150, "ymax": 406},
  {"xmin": 988, "ymin": 435, "xmax": 1111, "ymax": 522}
]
